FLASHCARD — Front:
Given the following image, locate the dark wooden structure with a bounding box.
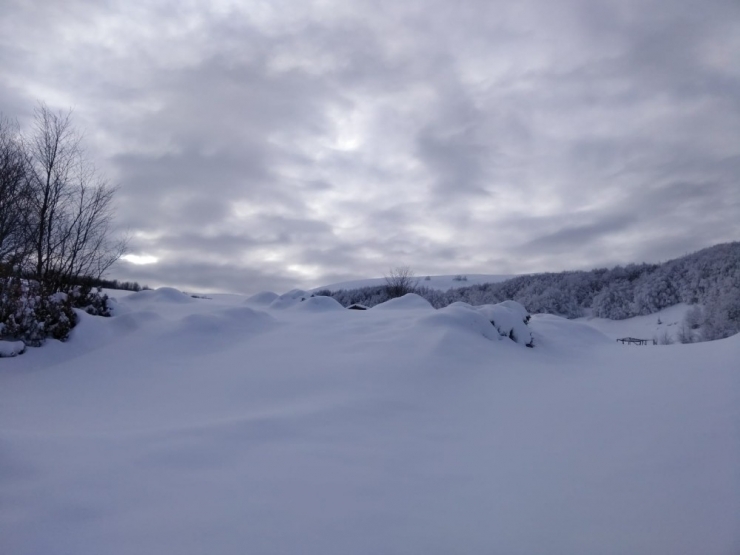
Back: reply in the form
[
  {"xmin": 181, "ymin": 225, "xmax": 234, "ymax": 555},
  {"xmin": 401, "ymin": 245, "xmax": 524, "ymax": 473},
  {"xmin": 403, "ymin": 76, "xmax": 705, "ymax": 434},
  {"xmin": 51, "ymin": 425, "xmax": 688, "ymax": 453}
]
[{"xmin": 617, "ymin": 337, "xmax": 652, "ymax": 345}]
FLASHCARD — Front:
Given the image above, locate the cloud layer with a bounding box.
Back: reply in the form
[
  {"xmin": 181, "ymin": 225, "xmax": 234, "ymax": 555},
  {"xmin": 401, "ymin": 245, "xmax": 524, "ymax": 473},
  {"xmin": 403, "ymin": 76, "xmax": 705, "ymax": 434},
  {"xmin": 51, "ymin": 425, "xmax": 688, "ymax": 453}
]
[{"xmin": 2, "ymin": 0, "xmax": 738, "ymax": 293}]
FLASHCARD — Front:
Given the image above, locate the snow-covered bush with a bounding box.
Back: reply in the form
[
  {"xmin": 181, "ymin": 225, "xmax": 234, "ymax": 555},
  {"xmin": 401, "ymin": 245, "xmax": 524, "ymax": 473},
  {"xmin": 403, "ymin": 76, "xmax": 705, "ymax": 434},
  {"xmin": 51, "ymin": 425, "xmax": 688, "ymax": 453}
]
[
  {"xmin": 0, "ymin": 279, "xmax": 111, "ymax": 347},
  {"xmin": 0, "ymin": 278, "xmax": 76, "ymax": 346},
  {"xmin": 68, "ymin": 285, "xmax": 112, "ymax": 316},
  {"xmin": 476, "ymin": 301, "xmax": 533, "ymax": 347}
]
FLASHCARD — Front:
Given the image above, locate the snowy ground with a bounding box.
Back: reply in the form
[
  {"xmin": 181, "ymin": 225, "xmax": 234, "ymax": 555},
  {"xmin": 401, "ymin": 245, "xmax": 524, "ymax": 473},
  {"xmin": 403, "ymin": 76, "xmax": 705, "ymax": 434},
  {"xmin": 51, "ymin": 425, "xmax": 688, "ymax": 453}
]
[
  {"xmin": 576, "ymin": 303, "xmax": 692, "ymax": 342},
  {"xmin": 1, "ymin": 288, "xmax": 738, "ymax": 555}
]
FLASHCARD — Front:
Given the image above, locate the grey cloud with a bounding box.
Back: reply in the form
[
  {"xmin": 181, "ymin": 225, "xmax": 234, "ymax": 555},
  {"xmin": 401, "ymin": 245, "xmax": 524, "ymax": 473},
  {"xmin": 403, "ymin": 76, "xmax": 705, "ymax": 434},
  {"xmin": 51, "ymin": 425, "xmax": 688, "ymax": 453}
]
[
  {"xmin": 521, "ymin": 214, "xmax": 639, "ymax": 253},
  {"xmin": 113, "ymin": 259, "xmax": 299, "ymax": 295},
  {"xmin": 1, "ymin": 0, "xmax": 738, "ymax": 293}
]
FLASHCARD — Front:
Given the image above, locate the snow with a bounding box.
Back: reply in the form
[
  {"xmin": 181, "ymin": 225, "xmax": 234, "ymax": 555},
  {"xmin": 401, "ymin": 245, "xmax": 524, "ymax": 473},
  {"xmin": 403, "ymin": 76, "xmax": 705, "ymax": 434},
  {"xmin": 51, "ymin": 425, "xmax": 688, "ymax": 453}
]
[
  {"xmin": 292, "ymin": 295, "xmax": 345, "ymax": 312},
  {"xmin": 372, "ymin": 292, "xmax": 435, "ymax": 311},
  {"xmin": 244, "ymin": 290, "xmax": 279, "ymax": 306},
  {"xmin": 121, "ymin": 286, "xmax": 195, "ymax": 304},
  {"xmin": 1, "ymin": 287, "xmax": 738, "ymax": 555},
  {"xmin": 0, "ymin": 340, "xmax": 25, "ymax": 357},
  {"xmin": 269, "ymin": 289, "xmax": 310, "ymax": 309},
  {"xmin": 475, "ymin": 301, "xmax": 533, "ymax": 346}
]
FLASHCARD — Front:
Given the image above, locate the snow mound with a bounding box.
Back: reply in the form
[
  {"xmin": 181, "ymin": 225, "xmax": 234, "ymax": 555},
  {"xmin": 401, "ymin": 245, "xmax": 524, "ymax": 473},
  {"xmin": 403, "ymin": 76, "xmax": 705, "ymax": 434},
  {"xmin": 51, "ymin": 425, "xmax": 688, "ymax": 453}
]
[
  {"xmin": 475, "ymin": 302, "xmax": 533, "ymax": 346},
  {"xmin": 0, "ymin": 340, "xmax": 25, "ymax": 357},
  {"xmin": 417, "ymin": 305, "xmax": 499, "ymax": 341},
  {"xmin": 2, "ymin": 281, "xmax": 738, "ymax": 554},
  {"xmin": 724, "ymin": 331, "xmax": 740, "ymax": 345},
  {"xmin": 495, "ymin": 300, "xmax": 530, "ymax": 322},
  {"xmin": 447, "ymin": 301, "xmax": 474, "ymax": 309},
  {"xmin": 269, "ymin": 289, "xmax": 310, "ymax": 309},
  {"xmin": 122, "ymin": 287, "xmax": 195, "ymax": 304},
  {"xmin": 68, "ymin": 309, "xmax": 164, "ymax": 352},
  {"xmin": 292, "ymin": 295, "xmax": 344, "ymax": 312},
  {"xmin": 177, "ymin": 307, "xmax": 276, "ymax": 335},
  {"xmin": 529, "ymin": 314, "xmax": 613, "ymax": 350},
  {"xmin": 372, "ymin": 293, "xmax": 435, "ymax": 311},
  {"xmin": 244, "ymin": 291, "xmax": 279, "ymax": 306},
  {"xmin": 108, "ymin": 310, "xmax": 164, "ymax": 334}
]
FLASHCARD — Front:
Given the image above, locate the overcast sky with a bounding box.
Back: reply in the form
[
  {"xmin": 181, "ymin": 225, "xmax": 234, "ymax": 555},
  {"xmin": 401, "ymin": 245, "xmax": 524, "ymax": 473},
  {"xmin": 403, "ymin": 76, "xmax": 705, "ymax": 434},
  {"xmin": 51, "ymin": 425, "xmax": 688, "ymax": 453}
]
[{"xmin": 2, "ymin": 0, "xmax": 739, "ymax": 294}]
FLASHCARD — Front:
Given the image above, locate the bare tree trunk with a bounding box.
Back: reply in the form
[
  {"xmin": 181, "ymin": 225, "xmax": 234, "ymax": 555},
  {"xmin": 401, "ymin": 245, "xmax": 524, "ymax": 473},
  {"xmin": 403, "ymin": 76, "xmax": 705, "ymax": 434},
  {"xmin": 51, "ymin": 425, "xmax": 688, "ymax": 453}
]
[{"xmin": 24, "ymin": 103, "xmax": 126, "ymax": 290}]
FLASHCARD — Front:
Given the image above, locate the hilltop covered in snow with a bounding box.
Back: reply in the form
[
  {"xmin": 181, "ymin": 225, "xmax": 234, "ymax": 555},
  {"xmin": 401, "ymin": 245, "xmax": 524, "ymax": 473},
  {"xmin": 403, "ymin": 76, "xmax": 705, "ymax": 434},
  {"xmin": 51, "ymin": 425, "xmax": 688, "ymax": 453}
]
[{"xmin": 314, "ymin": 273, "xmax": 514, "ymax": 293}]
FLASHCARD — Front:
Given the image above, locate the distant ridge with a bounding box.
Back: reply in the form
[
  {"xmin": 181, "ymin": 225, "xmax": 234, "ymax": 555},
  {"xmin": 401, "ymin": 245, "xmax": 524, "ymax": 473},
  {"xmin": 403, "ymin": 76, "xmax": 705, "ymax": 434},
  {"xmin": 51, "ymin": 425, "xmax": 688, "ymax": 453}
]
[{"xmin": 314, "ymin": 273, "xmax": 514, "ymax": 293}]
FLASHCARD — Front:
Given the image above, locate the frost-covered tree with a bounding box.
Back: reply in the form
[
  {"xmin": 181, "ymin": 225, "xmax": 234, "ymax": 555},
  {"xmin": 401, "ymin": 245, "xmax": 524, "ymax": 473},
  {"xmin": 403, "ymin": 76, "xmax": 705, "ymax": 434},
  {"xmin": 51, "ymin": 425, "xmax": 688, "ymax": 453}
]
[{"xmin": 702, "ymin": 286, "xmax": 740, "ymax": 341}]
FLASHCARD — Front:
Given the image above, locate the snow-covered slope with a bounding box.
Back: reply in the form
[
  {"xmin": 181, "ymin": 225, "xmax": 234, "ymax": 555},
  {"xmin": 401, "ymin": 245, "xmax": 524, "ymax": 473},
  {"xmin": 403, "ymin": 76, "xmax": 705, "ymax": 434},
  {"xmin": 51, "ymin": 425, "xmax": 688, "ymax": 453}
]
[
  {"xmin": 577, "ymin": 303, "xmax": 692, "ymax": 342},
  {"xmin": 1, "ymin": 288, "xmax": 738, "ymax": 555},
  {"xmin": 314, "ymin": 273, "xmax": 514, "ymax": 292}
]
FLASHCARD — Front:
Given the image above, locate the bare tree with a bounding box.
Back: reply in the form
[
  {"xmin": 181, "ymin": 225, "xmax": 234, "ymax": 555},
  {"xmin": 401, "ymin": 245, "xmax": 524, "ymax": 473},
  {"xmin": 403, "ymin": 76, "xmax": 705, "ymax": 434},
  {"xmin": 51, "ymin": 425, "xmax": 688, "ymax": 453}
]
[
  {"xmin": 384, "ymin": 266, "xmax": 419, "ymax": 299},
  {"xmin": 25, "ymin": 103, "xmax": 126, "ymax": 289},
  {"xmin": 0, "ymin": 115, "xmax": 31, "ymax": 273}
]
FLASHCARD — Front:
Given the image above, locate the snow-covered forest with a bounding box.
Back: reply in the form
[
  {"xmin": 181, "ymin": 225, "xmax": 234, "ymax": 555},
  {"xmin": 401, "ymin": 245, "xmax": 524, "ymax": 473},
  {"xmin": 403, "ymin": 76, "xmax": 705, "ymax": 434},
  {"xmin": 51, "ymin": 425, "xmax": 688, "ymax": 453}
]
[{"xmin": 319, "ymin": 242, "xmax": 740, "ymax": 341}]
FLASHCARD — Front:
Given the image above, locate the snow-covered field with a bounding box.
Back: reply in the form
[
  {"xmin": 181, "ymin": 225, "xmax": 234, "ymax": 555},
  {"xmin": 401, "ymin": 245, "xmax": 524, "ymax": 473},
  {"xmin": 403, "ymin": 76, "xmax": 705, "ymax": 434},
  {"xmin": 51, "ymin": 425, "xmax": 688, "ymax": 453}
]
[{"xmin": 1, "ymin": 288, "xmax": 738, "ymax": 554}]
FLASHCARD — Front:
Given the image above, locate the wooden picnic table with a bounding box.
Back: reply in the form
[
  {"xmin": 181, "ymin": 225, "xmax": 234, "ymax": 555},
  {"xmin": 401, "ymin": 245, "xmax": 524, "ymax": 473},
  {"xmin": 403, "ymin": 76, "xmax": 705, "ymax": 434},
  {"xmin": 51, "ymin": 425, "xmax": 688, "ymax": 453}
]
[{"xmin": 616, "ymin": 337, "xmax": 652, "ymax": 345}]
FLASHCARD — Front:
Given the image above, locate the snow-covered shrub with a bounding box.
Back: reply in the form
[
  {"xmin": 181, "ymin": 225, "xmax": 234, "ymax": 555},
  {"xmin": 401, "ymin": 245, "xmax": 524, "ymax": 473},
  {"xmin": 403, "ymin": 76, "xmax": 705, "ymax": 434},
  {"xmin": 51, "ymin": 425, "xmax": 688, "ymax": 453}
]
[
  {"xmin": 68, "ymin": 285, "xmax": 112, "ymax": 316},
  {"xmin": 476, "ymin": 301, "xmax": 534, "ymax": 347},
  {"xmin": 0, "ymin": 279, "xmax": 113, "ymax": 347},
  {"xmin": 0, "ymin": 278, "xmax": 76, "ymax": 346}
]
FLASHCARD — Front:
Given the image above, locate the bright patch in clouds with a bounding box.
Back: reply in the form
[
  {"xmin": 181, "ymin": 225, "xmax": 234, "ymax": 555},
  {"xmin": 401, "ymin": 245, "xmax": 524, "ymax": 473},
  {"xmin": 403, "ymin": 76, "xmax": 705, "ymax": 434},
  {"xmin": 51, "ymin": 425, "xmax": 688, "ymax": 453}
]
[{"xmin": 122, "ymin": 254, "xmax": 159, "ymax": 265}]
